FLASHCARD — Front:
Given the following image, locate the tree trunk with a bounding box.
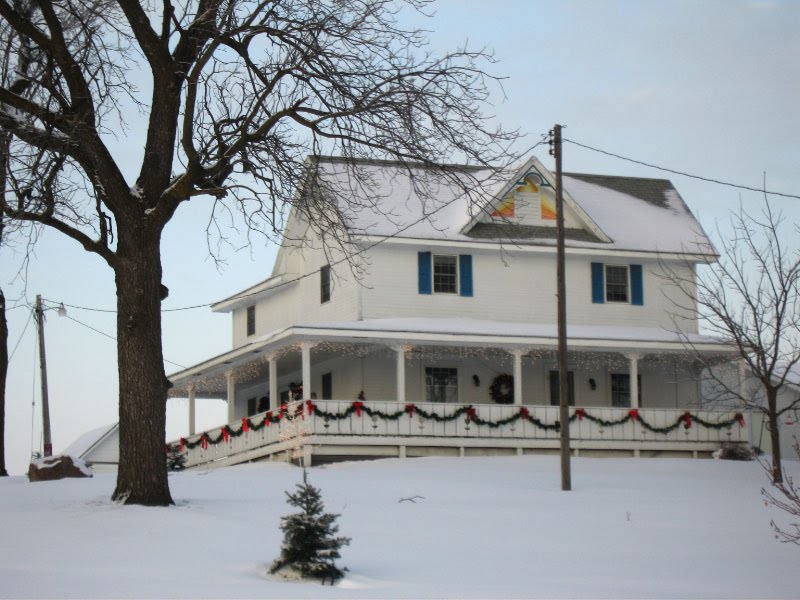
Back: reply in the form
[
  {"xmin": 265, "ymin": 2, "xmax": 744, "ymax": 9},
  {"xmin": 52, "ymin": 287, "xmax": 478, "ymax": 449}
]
[
  {"xmin": 111, "ymin": 226, "xmax": 173, "ymax": 505},
  {"xmin": 766, "ymin": 388, "xmax": 782, "ymax": 484},
  {"xmin": 0, "ymin": 285, "xmax": 8, "ymax": 476}
]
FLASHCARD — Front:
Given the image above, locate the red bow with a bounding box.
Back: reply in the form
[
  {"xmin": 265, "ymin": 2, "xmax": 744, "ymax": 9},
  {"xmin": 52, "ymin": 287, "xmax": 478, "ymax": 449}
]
[
  {"xmin": 353, "ymin": 401, "xmax": 364, "ymax": 417},
  {"xmin": 682, "ymin": 412, "xmax": 692, "ymax": 429},
  {"xmin": 179, "ymin": 438, "xmax": 185, "ymax": 452},
  {"xmin": 241, "ymin": 417, "xmax": 249, "ymax": 433},
  {"xmin": 575, "ymin": 408, "xmax": 586, "ymax": 421},
  {"xmin": 264, "ymin": 411, "xmax": 272, "ymax": 427},
  {"xmin": 405, "ymin": 404, "xmax": 416, "ymax": 417},
  {"xmin": 520, "ymin": 407, "xmax": 530, "ymax": 419},
  {"xmin": 200, "ymin": 434, "xmax": 209, "ymax": 450},
  {"xmin": 221, "ymin": 427, "xmax": 229, "ymax": 443},
  {"xmin": 735, "ymin": 413, "xmax": 745, "ymax": 427},
  {"xmin": 280, "ymin": 403, "xmax": 288, "ymax": 414},
  {"xmin": 466, "ymin": 406, "xmax": 477, "ymax": 422},
  {"xmin": 306, "ymin": 400, "xmax": 316, "ymax": 416},
  {"xmin": 628, "ymin": 409, "xmax": 640, "ymax": 421}
]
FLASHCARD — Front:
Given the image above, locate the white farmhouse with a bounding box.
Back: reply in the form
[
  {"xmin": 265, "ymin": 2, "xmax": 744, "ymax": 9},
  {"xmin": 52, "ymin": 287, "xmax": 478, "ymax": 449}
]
[{"xmin": 168, "ymin": 156, "xmax": 747, "ymax": 468}]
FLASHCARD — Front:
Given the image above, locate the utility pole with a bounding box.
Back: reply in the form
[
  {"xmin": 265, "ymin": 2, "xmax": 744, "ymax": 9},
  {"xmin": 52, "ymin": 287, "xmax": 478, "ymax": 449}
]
[
  {"xmin": 34, "ymin": 295, "xmax": 52, "ymax": 457},
  {"xmin": 550, "ymin": 124, "xmax": 572, "ymax": 491}
]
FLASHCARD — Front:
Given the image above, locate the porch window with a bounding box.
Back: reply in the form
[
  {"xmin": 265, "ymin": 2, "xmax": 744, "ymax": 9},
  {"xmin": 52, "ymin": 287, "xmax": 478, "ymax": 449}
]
[
  {"xmin": 246, "ymin": 305, "xmax": 255, "ymax": 336},
  {"xmin": 247, "ymin": 397, "xmax": 258, "ymax": 417},
  {"xmin": 610, "ymin": 373, "xmax": 642, "ymax": 407},
  {"xmin": 425, "ymin": 367, "xmax": 458, "ymax": 403},
  {"xmin": 322, "ymin": 372, "xmax": 332, "ymax": 400},
  {"xmin": 320, "ymin": 265, "xmax": 331, "ymax": 303},
  {"xmin": 548, "ymin": 370, "xmax": 575, "ymax": 406}
]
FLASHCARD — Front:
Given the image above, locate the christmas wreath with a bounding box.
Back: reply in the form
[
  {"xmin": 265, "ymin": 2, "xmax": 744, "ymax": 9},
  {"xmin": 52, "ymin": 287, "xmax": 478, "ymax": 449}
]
[{"xmin": 489, "ymin": 373, "xmax": 514, "ymax": 404}]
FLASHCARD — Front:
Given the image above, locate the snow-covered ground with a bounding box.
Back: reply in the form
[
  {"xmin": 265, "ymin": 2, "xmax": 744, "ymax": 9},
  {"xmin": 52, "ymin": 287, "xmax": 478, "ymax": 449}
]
[{"xmin": 0, "ymin": 456, "xmax": 796, "ymax": 599}]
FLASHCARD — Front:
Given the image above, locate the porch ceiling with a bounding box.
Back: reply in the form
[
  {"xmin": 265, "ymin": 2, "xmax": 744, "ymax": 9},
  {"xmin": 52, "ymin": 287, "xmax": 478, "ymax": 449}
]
[{"xmin": 168, "ymin": 318, "xmax": 735, "ymax": 396}]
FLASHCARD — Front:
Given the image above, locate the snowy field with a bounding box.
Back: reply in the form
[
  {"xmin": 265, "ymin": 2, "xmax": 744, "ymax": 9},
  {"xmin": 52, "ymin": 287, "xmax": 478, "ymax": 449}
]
[{"xmin": 0, "ymin": 456, "xmax": 797, "ymax": 599}]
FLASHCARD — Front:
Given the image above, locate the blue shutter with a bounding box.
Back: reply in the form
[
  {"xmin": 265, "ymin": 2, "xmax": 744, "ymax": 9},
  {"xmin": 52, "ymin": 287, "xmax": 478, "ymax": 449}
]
[
  {"xmin": 630, "ymin": 264, "xmax": 644, "ymax": 305},
  {"xmin": 591, "ymin": 262, "xmax": 605, "ymax": 304},
  {"xmin": 459, "ymin": 255, "xmax": 473, "ymax": 297},
  {"xmin": 418, "ymin": 252, "xmax": 432, "ymax": 294}
]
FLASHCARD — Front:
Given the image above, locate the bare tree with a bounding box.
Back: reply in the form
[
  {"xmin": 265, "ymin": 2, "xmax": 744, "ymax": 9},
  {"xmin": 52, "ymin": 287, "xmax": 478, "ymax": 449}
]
[
  {"xmin": 762, "ymin": 437, "xmax": 800, "ymax": 545},
  {"xmin": 0, "ymin": 222, "xmax": 7, "ymax": 477},
  {"xmin": 0, "ymin": 0, "xmax": 519, "ymax": 504},
  {"xmin": 666, "ymin": 201, "xmax": 800, "ymax": 484}
]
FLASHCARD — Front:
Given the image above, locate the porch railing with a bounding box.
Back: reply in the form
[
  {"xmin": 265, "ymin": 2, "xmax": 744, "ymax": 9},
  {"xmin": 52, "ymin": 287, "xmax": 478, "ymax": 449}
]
[{"xmin": 172, "ymin": 400, "xmax": 748, "ymax": 469}]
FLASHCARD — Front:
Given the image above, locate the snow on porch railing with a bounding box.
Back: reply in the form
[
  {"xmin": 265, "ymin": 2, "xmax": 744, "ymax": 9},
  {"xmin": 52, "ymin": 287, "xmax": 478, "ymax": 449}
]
[{"xmin": 171, "ymin": 400, "xmax": 748, "ymax": 468}]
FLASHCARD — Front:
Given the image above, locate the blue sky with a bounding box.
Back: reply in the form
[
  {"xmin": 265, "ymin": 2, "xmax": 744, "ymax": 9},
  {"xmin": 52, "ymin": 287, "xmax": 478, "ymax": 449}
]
[{"xmin": 2, "ymin": 0, "xmax": 799, "ymax": 474}]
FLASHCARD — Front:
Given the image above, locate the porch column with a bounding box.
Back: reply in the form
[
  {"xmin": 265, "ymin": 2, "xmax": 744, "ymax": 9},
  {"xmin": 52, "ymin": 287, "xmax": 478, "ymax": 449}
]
[
  {"xmin": 225, "ymin": 370, "xmax": 236, "ymax": 423},
  {"xmin": 187, "ymin": 385, "xmax": 196, "ymax": 436},
  {"xmin": 394, "ymin": 345, "xmax": 407, "ymax": 404},
  {"xmin": 269, "ymin": 354, "xmax": 278, "ymax": 410},
  {"xmin": 512, "ymin": 349, "xmax": 524, "ymax": 405},
  {"xmin": 626, "ymin": 353, "xmax": 641, "ymax": 409},
  {"xmin": 300, "ymin": 342, "xmax": 315, "ymax": 400}
]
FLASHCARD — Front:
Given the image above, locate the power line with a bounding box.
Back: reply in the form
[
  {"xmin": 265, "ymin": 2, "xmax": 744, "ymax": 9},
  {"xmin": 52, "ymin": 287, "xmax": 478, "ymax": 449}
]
[
  {"xmin": 564, "ymin": 137, "xmax": 800, "ymax": 200},
  {"xmin": 63, "ymin": 314, "xmax": 186, "ymax": 369},
  {"xmin": 42, "ymin": 139, "xmax": 550, "ymax": 315},
  {"xmin": 8, "ymin": 307, "xmax": 34, "ymax": 364}
]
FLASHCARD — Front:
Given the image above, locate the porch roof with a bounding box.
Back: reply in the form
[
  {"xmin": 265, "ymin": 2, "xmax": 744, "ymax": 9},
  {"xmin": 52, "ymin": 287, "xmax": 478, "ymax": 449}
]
[{"xmin": 168, "ymin": 318, "xmax": 734, "ymax": 392}]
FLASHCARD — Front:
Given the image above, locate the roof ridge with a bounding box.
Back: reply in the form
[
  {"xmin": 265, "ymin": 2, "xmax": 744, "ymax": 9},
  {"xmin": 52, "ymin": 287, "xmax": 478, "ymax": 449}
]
[
  {"xmin": 564, "ymin": 172, "xmax": 672, "ymax": 184},
  {"xmin": 309, "ymin": 154, "xmax": 490, "ymax": 172}
]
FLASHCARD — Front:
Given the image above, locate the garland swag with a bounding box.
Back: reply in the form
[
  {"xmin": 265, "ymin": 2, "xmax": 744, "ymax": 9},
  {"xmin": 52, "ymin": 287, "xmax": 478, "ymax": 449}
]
[{"xmin": 173, "ymin": 400, "xmax": 745, "ymax": 453}]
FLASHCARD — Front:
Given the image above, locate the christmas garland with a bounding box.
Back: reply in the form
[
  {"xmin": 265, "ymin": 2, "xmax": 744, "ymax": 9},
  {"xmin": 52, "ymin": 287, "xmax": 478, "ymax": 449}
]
[
  {"xmin": 171, "ymin": 400, "xmax": 746, "ymax": 453},
  {"xmin": 489, "ymin": 373, "xmax": 514, "ymax": 404}
]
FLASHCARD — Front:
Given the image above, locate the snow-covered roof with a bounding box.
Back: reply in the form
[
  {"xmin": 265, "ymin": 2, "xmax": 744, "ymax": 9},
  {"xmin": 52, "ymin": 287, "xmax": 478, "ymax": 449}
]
[
  {"xmin": 63, "ymin": 423, "xmax": 117, "ymax": 460},
  {"xmin": 313, "ymin": 156, "xmax": 714, "ymax": 256}
]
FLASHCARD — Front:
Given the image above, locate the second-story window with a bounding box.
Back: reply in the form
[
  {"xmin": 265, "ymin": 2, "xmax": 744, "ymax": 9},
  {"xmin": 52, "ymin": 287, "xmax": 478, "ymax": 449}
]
[
  {"xmin": 605, "ymin": 265, "xmax": 629, "ymax": 303},
  {"xmin": 320, "ymin": 264, "xmax": 331, "ymax": 303},
  {"xmin": 433, "ymin": 255, "xmax": 458, "ymax": 294},
  {"xmin": 246, "ymin": 305, "xmax": 255, "ymax": 336}
]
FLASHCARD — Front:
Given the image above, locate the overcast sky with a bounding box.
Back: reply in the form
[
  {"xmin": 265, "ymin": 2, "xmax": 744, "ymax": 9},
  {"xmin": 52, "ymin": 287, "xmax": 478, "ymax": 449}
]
[{"xmin": 2, "ymin": 0, "xmax": 799, "ymax": 474}]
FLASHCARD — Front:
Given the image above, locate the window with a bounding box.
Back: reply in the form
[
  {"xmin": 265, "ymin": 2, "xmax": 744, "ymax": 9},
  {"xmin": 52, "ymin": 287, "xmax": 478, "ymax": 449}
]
[
  {"xmin": 320, "ymin": 264, "xmax": 331, "ymax": 303},
  {"xmin": 246, "ymin": 305, "xmax": 255, "ymax": 336},
  {"xmin": 247, "ymin": 397, "xmax": 258, "ymax": 417},
  {"xmin": 610, "ymin": 373, "xmax": 642, "ymax": 407},
  {"xmin": 605, "ymin": 265, "xmax": 629, "ymax": 303},
  {"xmin": 418, "ymin": 252, "xmax": 473, "ymax": 297},
  {"xmin": 425, "ymin": 367, "xmax": 458, "ymax": 403},
  {"xmin": 322, "ymin": 372, "xmax": 332, "ymax": 400},
  {"xmin": 549, "ymin": 370, "xmax": 575, "ymax": 406},
  {"xmin": 433, "ymin": 255, "xmax": 458, "ymax": 294},
  {"xmin": 591, "ymin": 262, "xmax": 643, "ymax": 305}
]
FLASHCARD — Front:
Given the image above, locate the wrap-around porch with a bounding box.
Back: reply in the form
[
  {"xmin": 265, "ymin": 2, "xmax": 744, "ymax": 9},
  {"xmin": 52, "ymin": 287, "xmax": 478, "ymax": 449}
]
[{"xmin": 168, "ymin": 319, "xmax": 747, "ymax": 468}]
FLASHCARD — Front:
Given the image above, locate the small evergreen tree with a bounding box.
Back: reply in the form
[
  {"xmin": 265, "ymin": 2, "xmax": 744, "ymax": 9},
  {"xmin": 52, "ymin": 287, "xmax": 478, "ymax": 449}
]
[
  {"xmin": 166, "ymin": 445, "xmax": 186, "ymax": 472},
  {"xmin": 270, "ymin": 470, "xmax": 350, "ymax": 583}
]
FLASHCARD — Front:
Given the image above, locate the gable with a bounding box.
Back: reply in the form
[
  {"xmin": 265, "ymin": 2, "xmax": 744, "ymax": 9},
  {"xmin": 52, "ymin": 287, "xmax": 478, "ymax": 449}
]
[{"xmin": 464, "ymin": 157, "xmax": 610, "ymax": 243}]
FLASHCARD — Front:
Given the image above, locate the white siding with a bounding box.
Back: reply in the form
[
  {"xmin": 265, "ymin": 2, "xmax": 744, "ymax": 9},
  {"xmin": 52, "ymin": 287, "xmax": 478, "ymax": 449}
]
[{"xmin": 361, "ymin": 244, "xmax": 698, "ymax": 333}]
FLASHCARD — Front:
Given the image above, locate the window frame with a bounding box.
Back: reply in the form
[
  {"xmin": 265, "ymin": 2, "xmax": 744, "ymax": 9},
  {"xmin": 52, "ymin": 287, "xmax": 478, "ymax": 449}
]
[
  {"xmin": 609, "ymin": 372, "xmax": 642, "ymax": 408},
  {"xmin": 320, "ymin": 264, "xmax": 331, "ymax": 304},
  {"xmin": 548, "ymin": 370, "xmax": 576, "ymax": 407},
  {"xmin": 604, "ymin": 264, "xmax": 630, "ymax": 304},
  {"xmin": 424, "ymin": 366, "xmax": 460, "ymax": 403},
  {"xmin": 246, "ymin": 305, "xmax": 256, "ymax": 336},
  {"xmin": 432, "ymin": 254, "xmax": 459, "ymax": 295}
]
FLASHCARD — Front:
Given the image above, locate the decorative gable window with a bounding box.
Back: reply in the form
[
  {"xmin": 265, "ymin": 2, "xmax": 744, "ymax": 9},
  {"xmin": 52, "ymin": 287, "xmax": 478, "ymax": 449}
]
[
  {"xmin": 246, "ymin": 305, "xmax": 255, "ymax": 336},
  {"xmin": 320, "ymin": 264, "xmax": 331, "ymax": 303},
  {"xmin": 418, "ymin": 252, "xmax": 473, "ymax": 297},
  {"xmin": 591, "ymin": 262, "xmax": 643, "ymax": 305}
]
